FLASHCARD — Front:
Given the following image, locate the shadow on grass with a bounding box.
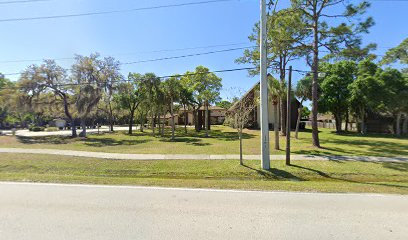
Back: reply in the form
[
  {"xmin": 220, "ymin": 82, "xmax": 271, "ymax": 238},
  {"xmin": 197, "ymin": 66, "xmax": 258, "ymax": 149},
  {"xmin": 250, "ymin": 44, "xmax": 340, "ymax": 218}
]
[
  {"xmin": 382, "ymin": 162, "xmax": 408, "ymax": 172},
  {"xmin": 290, "ymin": 164, "xmax": 408, "ymax": 190},
  {"xmin": 243, "ymin": 164, "xmax": 303, "ymax": 181},
  {"xmin": 292, "ymin": 137, "xmax": 408, "ymax": 157},
  {"xmin": 83, "ymin": 138, "xmax": 151, "ymax": 147},
  {"xmin": 159, "ymin": 137, "xmax": 211, "ymax": 147},
  {"xmin": 324, "ymin": 138, "xmax": 408, "ymax": 156},
  {"xmin": 17, "ymin": 136, "xmax": 73, "ymax": 145}
]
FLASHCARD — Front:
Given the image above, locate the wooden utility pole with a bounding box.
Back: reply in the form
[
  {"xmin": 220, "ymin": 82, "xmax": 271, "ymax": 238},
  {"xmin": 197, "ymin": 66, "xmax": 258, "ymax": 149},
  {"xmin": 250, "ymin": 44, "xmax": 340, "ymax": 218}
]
[{"xmin": 286, "ymin": 66, "xmax": 292, "ymax": 166}]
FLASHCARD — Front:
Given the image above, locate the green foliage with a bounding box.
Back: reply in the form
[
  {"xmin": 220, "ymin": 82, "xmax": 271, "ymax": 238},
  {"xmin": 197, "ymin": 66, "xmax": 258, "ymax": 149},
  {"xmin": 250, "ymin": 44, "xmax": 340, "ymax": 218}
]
[
  {"xmin": 295, "ymin": 76, "xmax": 312, "ymax": 103},
  {"xmin": 380, "ymin": 38, "xmax": 408, "ymax": 68},
  {"xmin": 236, "ymin": 7, "xmax": 307, "ymax": 78},
  {"xmin": 192, "ymin": 66, "xmax": 222, "ymax": 104},
  {"xmin": 29, "ymin": 125, "xmax": 45, "ymax": 132},
  {"xmin": 349, "ymin": 60, "xmax": 385, "ymax": 118},
  {"xmin": 301, "ymin": 107, "xmax": 311, "ymax": 119},
  {"xmin": 319, "ymin": 61, "xmax": 357, "ymax": 131},
  {"xmin": 216, "ymin": 100, "xmax": 232, "ymax": 110}
]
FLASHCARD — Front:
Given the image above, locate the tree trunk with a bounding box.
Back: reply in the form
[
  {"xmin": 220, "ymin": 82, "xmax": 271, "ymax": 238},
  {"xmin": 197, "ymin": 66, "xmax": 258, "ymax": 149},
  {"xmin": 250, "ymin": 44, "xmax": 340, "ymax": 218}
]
[
  {"xmin": 361, "ymin": 109, "xmax": 366, "ymax": 135},
  {"xmin": 61, "ymin": 94, "xmax": 76, "ymax": 138},
  {"xmin": 140, "ymin": 113, "xmax": 144, "ymax": 133},
  {"xmin": 274, "ymin": 103, "xmax": 280, "ymax": 150},
  {"xmin": 71, "ymin": 119, "xmax": 77, "ymax": 138},
  {"xmin": 403, "ymin": 113, "xmax": 408, "ymax": 135},
  {"xmin": 345, "ymin": 109, "xmax": 349, "ymax": 132},
  {"xmin": 184, "ymin": 108, "xmax": 188, "ymax": 134},
  {"xmin": 239, "ymin": 129, "xmax": 243, "ymax": 166},
  {"xmin": 205, "ymin": 101, "xmax": 209, "ymax": 137},
  {"xmin": 161, "ymin": 115, "xmax": 165, "ymax": 137},
  {"xmin": 295, "ymin": 106, "xmax": 302, "ymax": 139},
  {"xmin": 193, "ymin": 108, "xmax": 199, "ymax": 132},
  {"xmin": 129, "ymin": 110, "xmax": 134, "ymax": 135},
  {"xmin": 158, "ymin": 114, "xmax": 161, "ymax": 136},
  {"xmin": 109, "ymin": 104, "xmax": 114, "ymax": 132},
  {"xmin": 79, "ymin": 118, "xmax": 87, "ymax": 137},
  {"xmin": 171, "ymin": 97, "xmax": 175, "ymax": 140},
  {"xmin": 311, "ymin": 18, "xmax": 320, "ymax": 148},
  {"xmin": 151, "ymin": 111, "xmax": 155, "ymax": 136},
  {"xmin": 396, "ymin": 112, "xmax": 402, "ymax": 136},
  {"xmin": 334, "ymin": 113, "xmax": 342, "ymax": 133}
]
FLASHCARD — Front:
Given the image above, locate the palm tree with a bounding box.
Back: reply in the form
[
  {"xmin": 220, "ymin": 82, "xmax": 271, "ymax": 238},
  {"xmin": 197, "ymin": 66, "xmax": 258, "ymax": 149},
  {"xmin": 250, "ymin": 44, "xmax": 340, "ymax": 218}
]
[
  {"xmin": 295, "ymin": 76, "xmax": 312, "ymax": 139},
  {"xmin": 268, "ymin": 75, "xmax": 284, "ymax": 150}
]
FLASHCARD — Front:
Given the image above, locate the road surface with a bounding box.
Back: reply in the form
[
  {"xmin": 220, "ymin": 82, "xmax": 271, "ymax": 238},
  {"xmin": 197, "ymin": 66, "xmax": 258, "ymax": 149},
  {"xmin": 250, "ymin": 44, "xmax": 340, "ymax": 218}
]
[{"xmin": 0, "ymin": 182, "xmax": 407, "ymax": 240}]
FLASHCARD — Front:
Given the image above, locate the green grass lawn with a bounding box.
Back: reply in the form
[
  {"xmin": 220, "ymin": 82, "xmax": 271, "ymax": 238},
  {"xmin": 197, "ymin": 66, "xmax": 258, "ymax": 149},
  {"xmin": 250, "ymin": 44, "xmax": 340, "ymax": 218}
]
[
  {"xmin": 0, "ymin": 126, "xmax": 407, "ymax": 156},
  {"xmin": 0, "ymin": 153, "xmax": 407, "ymax": 194}
]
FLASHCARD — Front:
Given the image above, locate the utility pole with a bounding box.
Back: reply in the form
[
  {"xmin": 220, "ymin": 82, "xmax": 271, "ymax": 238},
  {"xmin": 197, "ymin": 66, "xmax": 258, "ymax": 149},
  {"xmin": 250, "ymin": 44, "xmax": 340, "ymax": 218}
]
[
  {"xmin": 286, "ymin": 66, "xmax": 292, "ymax": 166},
  {"xmin": 260, "ymin": 0, "xmax": 270, "ymax": 170}
]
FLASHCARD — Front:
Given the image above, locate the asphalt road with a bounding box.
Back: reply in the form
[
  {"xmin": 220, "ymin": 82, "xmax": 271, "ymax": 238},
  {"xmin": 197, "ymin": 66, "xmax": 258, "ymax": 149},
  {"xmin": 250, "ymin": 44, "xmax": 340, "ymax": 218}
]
[{"xmin": 0, "ymin": 182, "xmax": 407, "ymax": 240}]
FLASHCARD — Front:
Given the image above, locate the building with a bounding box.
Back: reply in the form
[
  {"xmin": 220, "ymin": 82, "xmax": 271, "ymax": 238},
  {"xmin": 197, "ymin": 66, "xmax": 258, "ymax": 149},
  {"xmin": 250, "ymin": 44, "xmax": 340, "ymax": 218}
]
[
  {"xmin": 178, "ymin": 106, "xmax": 226, "ymax": 126},
  {"xmin": 155, "ymin": 106, "xmax": 227, "ymax": 129},
  {"xmin": 227, "ymin": 82, "xmax": 300, "ymax": 129}
]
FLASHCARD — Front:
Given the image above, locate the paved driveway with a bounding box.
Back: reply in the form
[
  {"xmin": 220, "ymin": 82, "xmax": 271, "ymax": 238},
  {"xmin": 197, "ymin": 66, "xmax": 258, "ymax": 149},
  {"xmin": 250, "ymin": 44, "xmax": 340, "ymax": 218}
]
[{"xmin": 1, "ymin": 126, "xmax": 138, "ymax": 137}]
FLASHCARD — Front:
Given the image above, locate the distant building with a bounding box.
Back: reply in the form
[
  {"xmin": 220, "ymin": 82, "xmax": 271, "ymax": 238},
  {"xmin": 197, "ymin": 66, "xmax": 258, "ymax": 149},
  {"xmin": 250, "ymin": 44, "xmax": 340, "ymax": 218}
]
[
  {"xmin": 49, "ymin": 119, "xmax": 66, "ymax": 129},
  {"xmin": 227, "ymin": 82, "xmax": 300, "ymax": 129},
  {"xmin": 154, "ymin": 106, "xmax": 227, "ymax": 129}
]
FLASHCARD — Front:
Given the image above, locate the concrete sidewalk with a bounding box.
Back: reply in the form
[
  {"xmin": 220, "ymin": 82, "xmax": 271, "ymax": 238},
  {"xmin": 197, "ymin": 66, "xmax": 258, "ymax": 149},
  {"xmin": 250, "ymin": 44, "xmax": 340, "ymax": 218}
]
[{"xmin": 0, "ymin": 148, "xmax": 407, "ymax": 162}]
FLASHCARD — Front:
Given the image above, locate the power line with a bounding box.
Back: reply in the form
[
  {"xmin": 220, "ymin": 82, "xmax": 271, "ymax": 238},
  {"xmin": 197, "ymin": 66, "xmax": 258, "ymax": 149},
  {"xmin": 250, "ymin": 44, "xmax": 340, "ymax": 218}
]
[
  {"xmin": 0, "ymin": 46, "xmax": 254, "ymax": 76},
  {"xmin": 0, "ymin": 66, "xmax": 260, "ymax": 90},
  {"xmin": 0, "ymin": 0, "xmax": 238, "ymax": 23},
  {"xmin": 0, "ymin": 0, "xmax": 49, "ymax": 5},
  {"xmin": 122, "ymin": 47, "xmax": 252, "ymax": 65},
  {"xmin": 0, "ymin": 42, "xmax": 250, "ymax": 64}
]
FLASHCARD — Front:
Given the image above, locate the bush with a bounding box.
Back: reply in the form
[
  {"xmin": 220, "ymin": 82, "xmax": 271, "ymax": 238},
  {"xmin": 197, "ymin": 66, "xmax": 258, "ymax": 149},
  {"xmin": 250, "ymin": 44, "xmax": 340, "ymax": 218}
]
[
  {"xmin": 29, "ymin": 126, "xmax": 45, "ymax": 132},
  {"xmin": 46, "ymin": 127, "xmax": 59, "ymax": 132}
]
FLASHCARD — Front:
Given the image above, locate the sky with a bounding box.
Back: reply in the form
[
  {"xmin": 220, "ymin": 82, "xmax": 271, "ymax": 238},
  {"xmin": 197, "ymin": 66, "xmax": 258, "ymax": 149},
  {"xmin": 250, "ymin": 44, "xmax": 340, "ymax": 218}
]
[{"xmin": 0, "ymin": 0, "xmax": 407, "ymax": 101}]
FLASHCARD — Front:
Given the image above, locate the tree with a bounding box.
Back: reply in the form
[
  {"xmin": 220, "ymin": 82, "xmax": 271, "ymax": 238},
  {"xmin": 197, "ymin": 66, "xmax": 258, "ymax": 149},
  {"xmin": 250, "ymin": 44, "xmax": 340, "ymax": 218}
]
[
  {"xmin": 377, "ymin": 68, "xmax": 408, "ymax": 136},
  {"xmin": 237, "ymin": 7, "xmax": 307, "ymax": 136},
  {"xmin": 17, "ymin": 61, "xmax": 78, "ymax": 135},
  {"xmin": 163, "ymin": 76, "xmax": 182, "ymax": 140},
  {"xmin": 179, "ymin": 85, "xmax": 195, "ymax": 134},
  {"xmin": 192, "ymin": 66, "xmax": 222, "ymax": 137},
  {"xmin": 139, "ymin": 73, "xmax": 161, "ymax": 136},
  {"xmin": 349, "ymin": 60, "xmax": 383, "ymax": 134},
  {"xmin": 268, "ymin": 75, "xmax": 282, "ymax": 150},
  {"xmin": 216, "ymin": 100, "xmax": 232, "ymax": 110},
  {"xmin": 99, "ymin": 56, "xmax": 122, "ymax": 132},
  {"xmin": 380, "ymin": 38, "xmax": 408, "ymax": 73},
  {"xmin": 115, "ymin": 73, "xmax": 143, "ymax": 135},
  {"xmin": 71, "ymin": 54, "xmax": 105, "ymax": 137},
  {"xmin": 291, "ymin": 0, "xmax": 374, "ymax": 147},
  {"xmin": 295, "ymin": 76, "xmax": 312, "ymax": 139},
  {"xmin": 229, "ymin": 90, "xmax": 258, "ymax": 165},
  {"xmin": 319, "ymin": 61, "xmax": 357, "ymax": 133}
]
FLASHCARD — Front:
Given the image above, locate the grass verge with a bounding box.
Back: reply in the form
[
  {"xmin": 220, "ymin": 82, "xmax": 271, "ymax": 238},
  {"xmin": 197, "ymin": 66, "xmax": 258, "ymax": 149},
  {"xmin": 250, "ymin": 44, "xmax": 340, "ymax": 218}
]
[
  {"xmin": 1, "ymin": 126, "xmax": 407, "ymax": 157},
  {"xmin": 0, "ymin": 153, "xmax": 407, "ymax": 194}
]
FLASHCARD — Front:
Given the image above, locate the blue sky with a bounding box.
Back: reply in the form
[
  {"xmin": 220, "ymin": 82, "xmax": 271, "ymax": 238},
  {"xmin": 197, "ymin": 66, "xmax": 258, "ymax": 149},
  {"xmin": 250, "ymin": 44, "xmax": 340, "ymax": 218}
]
[{"xmin": 0, "ymin": 0, "xmax": 407, "ymax": 100}]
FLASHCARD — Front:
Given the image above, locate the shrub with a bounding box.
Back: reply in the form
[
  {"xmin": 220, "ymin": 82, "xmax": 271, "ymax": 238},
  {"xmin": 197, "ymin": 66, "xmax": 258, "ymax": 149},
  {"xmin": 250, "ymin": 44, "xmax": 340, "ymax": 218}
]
[
  {"xmin": 46, "ymin": 127, "xmax": 59, "ymax": 132},
  {"xmin": 29, "ymin": 126, "xmax": 45, "ymax": 132}
]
